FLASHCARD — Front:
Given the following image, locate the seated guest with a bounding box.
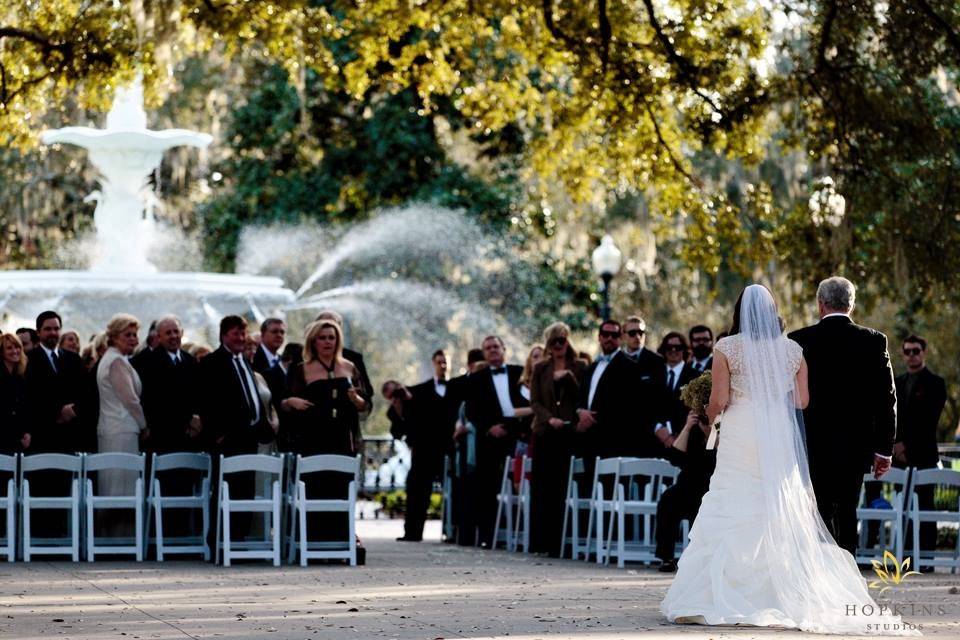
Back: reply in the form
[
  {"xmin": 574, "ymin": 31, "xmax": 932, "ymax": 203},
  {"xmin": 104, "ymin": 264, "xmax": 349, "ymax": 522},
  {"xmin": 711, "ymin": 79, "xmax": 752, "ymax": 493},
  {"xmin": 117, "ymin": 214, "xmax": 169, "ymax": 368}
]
[
  {"xmin": 135, "ymin": 315, "xmax": 203, "ymax": 453},
  {"xmin": 688, "ymin": 325, "xmax": 714, "ymax": 372},
  {"xmin": 894, "ymin": 335, "xmax": 947, "ymax": 561},
  {"xmin": 655, "ymin": 411, "xmax": 716, "ymax": 572},
  {"xmin": 59, "ymin": 330, "xmax": 81, "ymax": 354},
  {"xmin": 15, "ymin": 327, "xmax": 38, "ymax": 354},
  {"xmin": 253, "ymin": 318, "xmax": 286, "ymax": 373},
  {"xmin": 0, "ymin": 333, "xmax": 32, "ymax": 453},
  {"xmin": 656, "ymin": 332, "xmax": 699, "ymax": 447},
  {"xmin": 529, "ymin": 322, "xmax": 586, "ymax": 556}
]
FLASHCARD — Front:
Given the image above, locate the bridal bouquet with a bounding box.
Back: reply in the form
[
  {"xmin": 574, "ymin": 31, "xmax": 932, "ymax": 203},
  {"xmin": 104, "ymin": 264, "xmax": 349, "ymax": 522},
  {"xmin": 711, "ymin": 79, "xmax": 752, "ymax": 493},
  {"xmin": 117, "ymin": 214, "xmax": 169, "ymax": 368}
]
[{"xmin": 679, "ymin": 371, "xmax": 712, "ymax": 420}]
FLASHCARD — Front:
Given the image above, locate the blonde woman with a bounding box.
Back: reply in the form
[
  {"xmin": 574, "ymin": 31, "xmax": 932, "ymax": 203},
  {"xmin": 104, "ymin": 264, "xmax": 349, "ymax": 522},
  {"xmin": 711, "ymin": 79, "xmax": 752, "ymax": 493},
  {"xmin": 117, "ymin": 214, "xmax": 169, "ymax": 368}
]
[
  {"xmin": 96, "ymin": 314, "xmax": 147, "ymax": 495},
  {"xmin": 0, "ymin": 333, "xmax": 31, "ymax": 453}
]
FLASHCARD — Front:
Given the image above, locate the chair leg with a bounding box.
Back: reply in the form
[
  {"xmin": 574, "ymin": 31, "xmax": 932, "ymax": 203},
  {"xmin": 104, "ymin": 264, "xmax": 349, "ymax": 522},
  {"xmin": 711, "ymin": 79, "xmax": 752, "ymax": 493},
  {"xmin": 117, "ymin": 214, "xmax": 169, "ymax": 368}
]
[
  {"xmin": 272, "ymin": 487, "xmax": 280, "ymax": 568},
  {"xmin": 560, "ymin": 500, "xmax": 571, "ymax": 559},
  {"xmin": 86, "ymin": 488, "xmax": 94, "ymax": 563},
  {"xmin": 493, "ymin": 495, "xmax": 504, "ymax": 550},
  {"xmin": 201, "ymin": 496, "xmax": 211, "ymax": 562},
  {"xmin": 348, "ymin": 501, "xmax": 357, "ymax": 567},
  {"xmin": 595, "ymin": 502, "xmax": 605, "ymax": 565},
  {"xmin": 912, "ymin": 512, "xmax": 920, "ymax": 572},
  {"xmin": 135, "ymin": 505, "xmax": 144, "ymax": 563},
  {"xmin": 22, "ymin": 493, "xmax": 31, "ymax": 563},
  {"xmin": 155, "ymin": 500, "xmax": 165, "ymax": 562},
  {"xmin": 617, "ymin": 507, "xmax": 625, "ymax": 569},
  {"xmin": 298, "ymin": 493, "xmax": 308, "ymax": 568},
  {"xmin": 571, "ymin": 505, "xmax": 580, "ymax": 560}
]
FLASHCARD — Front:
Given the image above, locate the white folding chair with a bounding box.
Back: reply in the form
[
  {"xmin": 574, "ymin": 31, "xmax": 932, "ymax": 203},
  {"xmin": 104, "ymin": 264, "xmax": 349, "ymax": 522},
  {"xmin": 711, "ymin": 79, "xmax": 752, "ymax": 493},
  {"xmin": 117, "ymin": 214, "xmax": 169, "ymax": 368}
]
[
  {"xmin": 584, "ymin": 457, "xmax": 622, "ymax": 564},
  {"xmin": 492, "ymin": 455, "xmax": 519, "ymax": 550},
  {"xmin": 287, "ymin": 454, "xmax": 360, "ymax": 566},
  {"xmin": 84, "ymin": 453, "xmax": 145, "ymax": 561},
  {"xmin": 559, "ymin": 457, "xmax": 593, "ymax": 559},
  {"xmin": 512, "ymin": 456, "xmax": 533, "ymax": 553},
  {"xmin": 0, "ymin": 455, "xmax": 17, "ymax": 562},
  {"xmin": 856, "ymin": 467, "xmax": 911, "ymax": 565},
  {"xmin": 20, "ymin": 453, "xmax": 82, "ymax": 561},
  {"xmin": 908, "ymin": 468, "xmax": 960, "ymax": 573},
  {"xmin": 146, "ymin": 453, "xmax": 211, "ymax": 561},
  {"xmin": 216, "ymin": 454, "xmax": 283, "ymax": 567},
  {"xmin": 610, "ymin": 458, "xmax": 679, "ymax": 568}
]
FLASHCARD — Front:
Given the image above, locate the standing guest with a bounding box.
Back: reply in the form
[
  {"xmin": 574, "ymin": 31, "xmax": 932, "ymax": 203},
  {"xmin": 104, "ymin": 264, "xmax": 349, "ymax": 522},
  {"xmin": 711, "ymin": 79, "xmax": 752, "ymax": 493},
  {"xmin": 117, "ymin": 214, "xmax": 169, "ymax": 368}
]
[
  {"xmin": 96, "ymin": 314, "xmax": 147, "ymax": 504},
  {"xmin": 185, "ymin": 342, "xmax": 212, "ymax": 362},
  {"xmin": 789, "ymin": 277, "xmax": 896, "ymax": 556},
  {"xmin": 622, "ymin": 315, "xmax": 666, "ymax": 385},
  {"xmin": 894, "ymin": 334, "xmax": 947, "ymax": 561},
  {"xmin": 655, "ymin": 412, "xmax": 717, "ymax": 572},
  {"xmin": 16, "ymin": 327, "xmax": 38, "ymax": 354},
  {"xmin": 512, "ymin": 345, "xmax": 542, "ymax": 457},
  {"xmin": 135, "ymin": 315, "xmax": 203, "ymax": 453},
  {"xmin": 243, "ymin": 333, "xmax": 259, "ymax": 364},
  {"xmin": 315, "ymin": 310, "xmax": 373, "ymax": 406},
  {"xmin": 253, "ymin": 318, "xmax": 286, "ymax": 374},
  {"xmin": 264, "ymin": 342, "xmax": 303, "ymax": 451},
  {"xmin": 656, "ymin": 332, "xmax": 699, "ymax": 447},
  {"xmin": 452, "ymin": 348, "xmax": 487, "ymax": 545},
  {"xmin": 0, "ymin": 333, "xmax": 32, "ymax": 453},
  {"xmin": 130, "ymin": 320, "xmax": 160, "ymax": 371},
  {"xmin": 688, "ymin": 325, "xmax": 715, "ymax": 372},
  {"xmin": 25, "ymin": 310, "xmax": 88, "ymax": 454},
  {"xmin": 278, "ymin": 320, "xmax": 368, "ymax": 550},
  {"xmin": 464, "ymin": 335, "xmax": 529, "ymax": 547},
  {"xmin": 518, "ymin": 345, "xmax": 544, "ymax": 402},
  {"xmin": 59, "ymin": 330, "xmax": 81, "ymax": 354},
  {"xmin": 529, "ymin": 323, "xmax": 586, "ymax": 556}
]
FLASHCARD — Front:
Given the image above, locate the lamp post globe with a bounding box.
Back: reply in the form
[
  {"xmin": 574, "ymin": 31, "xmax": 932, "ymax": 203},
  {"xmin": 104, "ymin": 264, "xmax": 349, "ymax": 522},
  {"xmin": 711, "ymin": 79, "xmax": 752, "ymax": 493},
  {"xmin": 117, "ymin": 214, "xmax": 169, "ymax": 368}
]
[{"xmin": 591, "ymin": 235, "xmax": 622, "ymax": 321}]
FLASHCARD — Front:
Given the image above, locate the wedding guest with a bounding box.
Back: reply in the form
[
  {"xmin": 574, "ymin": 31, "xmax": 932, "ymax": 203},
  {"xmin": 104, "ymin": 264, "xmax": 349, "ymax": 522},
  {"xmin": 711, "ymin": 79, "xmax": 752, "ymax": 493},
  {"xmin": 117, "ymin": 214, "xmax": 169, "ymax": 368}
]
[
  {"xmin": 518, "ymin": 345, "xmax": 544, "ymax": 402},
  {"xmin": 655, "ymin": 412, "xmax": 717, "ymax": 572},
  {"xmin": 264, "ymin": 342, "xmax": 303, "ymax": 449},
  {"xmin": 512, "ymin": 345, "xmax": 541, "ymax": 455},
  {"xmin": 58, "ymin": 330, "xmax": 81, "ymax": 354},
  {"xmin": 0, "ymin": 333, "xmax": 32, "ymax": 453},
  {"xmin": 279, "ymin": 320, "xmax": 368, "ymax": 551},
  {"xmin": 135, "ymin": 315, "xmax": 203, "ymax": 453},
  {"xmin": 243, "ymin": 333, "xmax": 258, "ymax": 364},
  {"xmin": 131, "ymin": 319, "xmax": 159, "ymax": 371},
  {"xmin": 622, "ymin": 315, "xmax": 665, "ymax": 383},
  {"xmin": 894, "ymin": 334, "xmax": 947, "ymax": 561},
  {"xmin": 465, "ymin": 335, "xmax": 529, "ymax": 547},
  {"xmin": 96, "ymin": 314, "xmax": 147, "ymax": 498},
  {"xmin": 656, "ymin": 332, "xmax": 699, "ymax": 446},
  {"xmin": 253, "ymin": 318, "xmax": 286, "ymax": 374},
  {"xmin": 315, "ymin": 310, "xmax": 373, "ymax": 450},
  {"xmin": 15, "ymin": 327, "xmax": 37, "ymax": 353},
  {"xmin": 452, "ymin": 348, "xmax": 486, "ymax": 545},
  {"xmin": 529, "ymin": 322, "xmax": 586, "ymax": 556},
  {"xmin": 688, "ymin": 325, "xmax": 714, "ymax": 372},
  {"xmin": 186, "ymin": 342, "xmax": 212, "ymax": 362}
]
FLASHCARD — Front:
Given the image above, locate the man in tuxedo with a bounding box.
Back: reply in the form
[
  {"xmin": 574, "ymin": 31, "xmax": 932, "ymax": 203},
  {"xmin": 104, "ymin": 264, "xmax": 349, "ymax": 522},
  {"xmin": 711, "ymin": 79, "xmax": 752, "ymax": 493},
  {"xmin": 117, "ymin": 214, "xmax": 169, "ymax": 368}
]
[
  {"xmin": 577, "ymin": 321, "xmax": 634, "ymax": 460},
  {"xmin": 135, "ymin": 315, "xmax": 203, "ymax": 453},
  {"xmin": 130, "ymin": 319, "xmax": 160, "ymax": 371},
  {"xmin": 894, "ymin": 334, "xmax": 946, "ymax": 558},
  {"xmin": 655, "ymin": 412, "xmax": 717, "ymax": 572},
  {"xmin": 25, "ymin": 310, "xmax": 88, "ymax": 454},
  {"xmin": 451, "ymin": 348, "xmax": 486, "ymax": 545},
  {"xmin": 263, "ymin": 342, "xmax": 302, "ymax": 451},
  {"xmin": 252, "ymin": 318, "xmax": 285, "ymax": 374},
  {"xmin": 655, "ymin": 332, "xmax": 700, "ymax": 449},
  {"xmin": 464, "ymin": 336, "xmax": 528, "ymax": 547},
  {"xmin": 16, "ymin": 327, "xmax": 37, "ymax": 353},
  {"xmin": 688, "ymin": 325, "xmax": 714, "ymax": 372},
  {"xmin": 789, "ymin": 276, "xmax": 896, "ymax": 556},
  {"xmin": 622, "ymin": 315, "xmax": 666, "ymax": 383}
]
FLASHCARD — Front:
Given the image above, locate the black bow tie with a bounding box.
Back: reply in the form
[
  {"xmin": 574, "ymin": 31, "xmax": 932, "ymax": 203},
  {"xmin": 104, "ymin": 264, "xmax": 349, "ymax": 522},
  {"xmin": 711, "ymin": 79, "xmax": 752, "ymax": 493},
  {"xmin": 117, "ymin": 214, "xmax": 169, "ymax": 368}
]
[{"xmin": 490, "ymin": 367, "xmax": 507, "ymax": 375}]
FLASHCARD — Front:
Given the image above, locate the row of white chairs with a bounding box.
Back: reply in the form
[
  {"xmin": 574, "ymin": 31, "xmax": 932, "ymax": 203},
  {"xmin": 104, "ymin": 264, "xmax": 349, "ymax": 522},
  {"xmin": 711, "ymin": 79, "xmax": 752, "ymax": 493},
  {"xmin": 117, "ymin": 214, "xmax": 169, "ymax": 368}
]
[{"xmin": 0, "ymin": 452, "xmax": 361, "ymax": 566}]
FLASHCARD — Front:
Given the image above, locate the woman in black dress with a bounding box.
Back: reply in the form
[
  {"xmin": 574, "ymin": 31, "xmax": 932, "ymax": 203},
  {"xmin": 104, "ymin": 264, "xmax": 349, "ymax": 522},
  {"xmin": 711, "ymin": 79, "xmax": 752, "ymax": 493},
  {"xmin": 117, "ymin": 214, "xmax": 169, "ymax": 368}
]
[
  {"xmin": 280, "ymin": 320, "xmax": 368, "ymax": 545},
  {"xmin": 0, "ymin": 333, "xmax": 31, "ymax": 454}
]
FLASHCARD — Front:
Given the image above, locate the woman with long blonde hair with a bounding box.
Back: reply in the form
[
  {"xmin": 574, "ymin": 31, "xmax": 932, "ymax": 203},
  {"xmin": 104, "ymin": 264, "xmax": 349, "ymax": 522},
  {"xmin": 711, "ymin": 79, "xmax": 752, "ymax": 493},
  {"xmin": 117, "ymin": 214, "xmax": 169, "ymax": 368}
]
[{"xmin": 0, "ymin": 333, "xmax": 32, "ymax": 453}]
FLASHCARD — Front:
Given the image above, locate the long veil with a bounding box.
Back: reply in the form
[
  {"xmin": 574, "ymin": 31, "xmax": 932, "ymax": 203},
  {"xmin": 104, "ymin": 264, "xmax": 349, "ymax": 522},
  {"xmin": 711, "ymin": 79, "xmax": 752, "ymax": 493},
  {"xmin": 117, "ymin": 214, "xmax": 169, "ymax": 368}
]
[{"xmin": 739, "ymin": 284, "xmax": 917, "ymax": 635}]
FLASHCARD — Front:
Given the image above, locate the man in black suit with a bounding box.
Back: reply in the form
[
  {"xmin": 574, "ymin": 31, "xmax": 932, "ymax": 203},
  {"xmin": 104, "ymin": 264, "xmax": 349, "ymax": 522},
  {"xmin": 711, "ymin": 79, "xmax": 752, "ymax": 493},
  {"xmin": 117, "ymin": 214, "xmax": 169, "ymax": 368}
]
[
  {"xmin": 621, "ymin": 315, "xmax": 666, "ymax": 383},
  {"xmin": 135, "ymin": 315, "xmax": 203, "ymax": 454},
  {"xmin": 130, "ymin": 319, "xmax": 160, "ymax": 372},
  {"xmin": 397, "ymin": 351, "xmax": 461, "ymax": 542},
  {"xmin": 688, "ymin": 325, "xmax": 714, "ymax": 372},
  {"xmin": 464, "ymin": 335, "xmax": 528, "ymax": 547},
  {"xmin": 789, "ymin": 276, "xmax": 896, "ymax": 556},
  {"xmin": 655, "ymin": 332, "xmax": 700, "ymax": 450},
  {"xmin": 894, "ymin": 334, "xmax": 947, "ymax": 558},
  {"xmin": 252, "ymin": 318, "xmax": 285, "ymax": 374},
  {"xmin": 451, "ymin": 348, "xmax": 486, "ymax": 545},
  {"xmin": 263, "ymin": 342, "xmax": 302, "ymax": 448},
  {"xmin": 15, "ymin": 327, "xmax": 38, "ymax": 354},
  {"xmin": 25, "ymin": 310, "xmax": 88, "ymax": 454}
]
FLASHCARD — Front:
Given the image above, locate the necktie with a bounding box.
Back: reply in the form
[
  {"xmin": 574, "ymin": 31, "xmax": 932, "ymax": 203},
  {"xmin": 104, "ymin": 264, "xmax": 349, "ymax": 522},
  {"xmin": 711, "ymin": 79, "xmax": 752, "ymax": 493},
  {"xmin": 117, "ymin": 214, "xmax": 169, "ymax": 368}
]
[
  {"xmin": 667, "ymin": 369, "xmax": 676, "ymax": 391},
  {"xmin": 50, "ymin": 349, "xmax": 60, "ymax": 373},
  {"xmin": 693, "ymin": 362, "xmax": 702, "ymax": 372},
  {"xmin": 234, "ymin": 356, "xmax": 257, "ymax": 423}
]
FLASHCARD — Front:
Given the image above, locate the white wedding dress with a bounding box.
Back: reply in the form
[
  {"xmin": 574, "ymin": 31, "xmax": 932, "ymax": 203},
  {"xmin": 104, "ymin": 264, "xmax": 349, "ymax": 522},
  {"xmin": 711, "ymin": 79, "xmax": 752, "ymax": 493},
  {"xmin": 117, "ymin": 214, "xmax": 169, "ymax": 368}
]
[{"xmin": 661, "ymin": 285, "xmax": 919, "ymax": 636}]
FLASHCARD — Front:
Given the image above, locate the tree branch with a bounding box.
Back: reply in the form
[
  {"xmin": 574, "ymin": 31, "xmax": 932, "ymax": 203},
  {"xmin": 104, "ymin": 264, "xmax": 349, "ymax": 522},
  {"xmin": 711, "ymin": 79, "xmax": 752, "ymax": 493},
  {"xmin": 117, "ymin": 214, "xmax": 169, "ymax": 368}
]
[
  {"xmin": 645, "ymin": 102, "xmax": 703, "ymax": 189},
  {"xmin": 598, "ymin": 0, "xmax": 611, "ymax": 71},
  {"xmin": 0, "ymin": 27, "xmax": 64, "ymax": 50},
  {"xmin": 915, "ymin": 0, "xmax": 960, "ymax": 65},
  {"xmin": 816, "ymin": 0, "xmax": 838, "ymax": 71},
  {"xmin": 541, "ymin": 0, "xmax": 579, "ymax": 50}
]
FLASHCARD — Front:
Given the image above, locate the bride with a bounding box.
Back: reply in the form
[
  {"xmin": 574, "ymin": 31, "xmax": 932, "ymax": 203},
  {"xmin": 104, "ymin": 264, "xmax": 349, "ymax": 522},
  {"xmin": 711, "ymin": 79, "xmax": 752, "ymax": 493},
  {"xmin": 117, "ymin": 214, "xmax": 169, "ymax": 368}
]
[{"xmin": 661, "ymin": 284, "xmax": 919, "ymax": 636}]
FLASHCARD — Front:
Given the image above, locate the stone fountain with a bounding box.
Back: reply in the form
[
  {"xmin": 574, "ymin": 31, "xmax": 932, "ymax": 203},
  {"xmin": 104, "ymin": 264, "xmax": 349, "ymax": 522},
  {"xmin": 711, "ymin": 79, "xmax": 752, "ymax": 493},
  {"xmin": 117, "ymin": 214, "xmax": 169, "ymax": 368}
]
[{"xmin": 0, "ymin": 79, "xmax": 295, "ymax": 339}]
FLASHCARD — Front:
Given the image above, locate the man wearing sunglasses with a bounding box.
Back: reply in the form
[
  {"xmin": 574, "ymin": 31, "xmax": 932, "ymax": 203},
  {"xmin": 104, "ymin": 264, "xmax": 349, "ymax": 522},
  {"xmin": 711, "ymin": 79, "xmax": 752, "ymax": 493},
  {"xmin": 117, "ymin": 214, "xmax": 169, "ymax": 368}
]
[
  {"xmin": 893, "ymin": 335, "xmax": 946, "ymax": 565},
  {"xmin": 622, "ymin": 315, "xmax": 667, "ymax": 386}
]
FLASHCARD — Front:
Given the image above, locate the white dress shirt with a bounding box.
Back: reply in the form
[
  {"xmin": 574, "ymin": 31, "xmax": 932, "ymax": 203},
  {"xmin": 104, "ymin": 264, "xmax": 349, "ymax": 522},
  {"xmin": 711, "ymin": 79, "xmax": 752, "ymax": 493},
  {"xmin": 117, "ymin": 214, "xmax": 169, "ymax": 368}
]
[
  {"xmin": 40, "ymin": 344, "xmax": 60, "ymax": 371},
  {"xmin": 434, "ymin": 377, "xmax": 447, "ymax": 397},
  {"xmin": 587, "ymin": 354, "xmax": 614, "ymax": 410},
  {"xmin": 665, "ymin": 361, "xmax": 685, "ymax": 392},
  {"xmin": 490, "ymin": 368, "xmax": 516, "ymax": 418},
  {"xmin": 259, "ymin": 344, "xmax": 280, "ymax": 368}
]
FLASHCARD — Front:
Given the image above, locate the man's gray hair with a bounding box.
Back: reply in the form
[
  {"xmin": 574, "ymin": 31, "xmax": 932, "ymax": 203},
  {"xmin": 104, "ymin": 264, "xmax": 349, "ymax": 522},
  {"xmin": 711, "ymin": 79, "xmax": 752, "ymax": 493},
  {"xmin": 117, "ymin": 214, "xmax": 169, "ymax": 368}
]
[
  {"xmin": 817, "ymin": 276, "xmax": 856, "ymax": 312},
  {"xmin": 155, "ymin": 314, "xmax": 183, "ymax": 331}
]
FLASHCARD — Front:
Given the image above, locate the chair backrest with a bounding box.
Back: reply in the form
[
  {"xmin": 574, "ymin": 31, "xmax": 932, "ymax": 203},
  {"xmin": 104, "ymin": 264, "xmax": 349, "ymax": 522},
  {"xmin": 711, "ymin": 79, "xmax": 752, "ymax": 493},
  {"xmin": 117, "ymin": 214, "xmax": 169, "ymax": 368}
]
[
  {"xmin": 619, "ymin": 458, "xmax": 678, "ymax": 481},
  {"xmin": 21, "ymin": 453, "xmax": 82, "ymax": 474},
  {"xmin": 220, "ymin": 454, "xmax": 284, "ymax": 477},
  {"xmin": 152, "ymin": 452, "xmax": 212, "ymax": 474},
  {"xmin": 570, "ymin": 457, "xmax": 585, "ymax": 476},
  {"xmin": 912, "ymin": 468, "xmax": 960, "ymax": 490},
  {"xmin": 83, "ymin": 452, "xmax": 145, "ymax": 474},
  {"xmin": 0, "ymin": 454, "xmax": 16, "ymax": 474},
  {"xmin": 592, "ymin": 457, "xmax": 621, "ymax": 500},
  {"xmin": 861, "ymin": 467, "xmax": 911, "ymax": 488},
  {"xmin": 296, "ymin": 454, "xmax": 360, "ymax": 479}
]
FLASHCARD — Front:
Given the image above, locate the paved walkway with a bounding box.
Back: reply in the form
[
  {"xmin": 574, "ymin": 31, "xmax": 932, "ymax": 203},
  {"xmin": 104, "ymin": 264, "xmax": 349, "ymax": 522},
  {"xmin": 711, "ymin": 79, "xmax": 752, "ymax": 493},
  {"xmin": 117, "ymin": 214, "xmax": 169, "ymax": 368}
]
[{"xmin": 0, "ymin": 520, "xmax": 957, "ymax": 639}]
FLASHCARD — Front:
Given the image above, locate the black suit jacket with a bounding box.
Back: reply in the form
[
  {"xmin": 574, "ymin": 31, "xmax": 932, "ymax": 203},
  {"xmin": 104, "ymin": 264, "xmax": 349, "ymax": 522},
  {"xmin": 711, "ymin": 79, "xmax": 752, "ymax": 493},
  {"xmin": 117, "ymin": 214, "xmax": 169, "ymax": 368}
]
[
  {"xmin": 136, "ymin": 348, "xmax": 201, "ymax": 453},
  {"xmin": 662, "ymin": 363, "xmax": 701, "ymax": 435},
  {"xmin": 0, "ymin": 367, "xmax": 30, "ymax": 453},
  {"xmin": 252, "ymin": 344, "xmax": 280, "ymax": 375},
  {"xmin": 789, "ymin": 316, "xmax": 897, "ymax": 473},
  {"xmin": 894, "ymin": 367, "xmax": 946, "ymax": 469},
  {"xmin": 25, "ymin": 346, "xmax": 88, "ymax": 453},
  {"xmin": 403, "ymin": 378, "xmax": 461, "ymax": 453},
  {"xmin": 198, "ymin": 346, "xmax": 270, "ymax": 455},
  {"xmin": 579, "ymin": 352, "xmax": 659, "ymax": 458},
  {"xmin": 464, "ymin": 365, "xmax": 528, "ymax": 460}
]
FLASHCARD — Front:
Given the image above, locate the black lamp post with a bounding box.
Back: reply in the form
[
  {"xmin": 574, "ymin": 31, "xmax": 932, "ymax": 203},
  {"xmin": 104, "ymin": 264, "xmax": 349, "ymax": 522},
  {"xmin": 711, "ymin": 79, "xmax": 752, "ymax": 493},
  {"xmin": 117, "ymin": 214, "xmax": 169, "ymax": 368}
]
[{"xmin": 591, "ymin": 235, "xmax": 622, "ymax": 321}]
